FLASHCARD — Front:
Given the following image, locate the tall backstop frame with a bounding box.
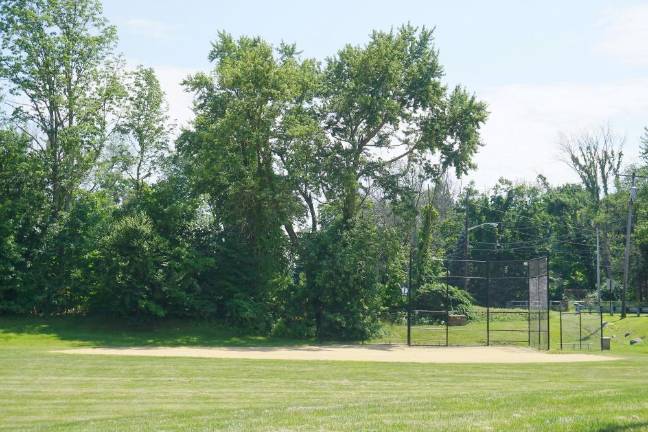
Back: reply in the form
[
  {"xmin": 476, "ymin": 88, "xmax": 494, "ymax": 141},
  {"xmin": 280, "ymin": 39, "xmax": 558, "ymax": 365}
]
[{"xmin": 406, "ymin": 257, "xmax": 550, "ymax": 350}]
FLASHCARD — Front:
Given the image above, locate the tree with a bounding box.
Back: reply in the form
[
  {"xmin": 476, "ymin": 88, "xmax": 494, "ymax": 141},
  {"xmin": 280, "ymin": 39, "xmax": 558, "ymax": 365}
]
[
  {"xmin": 560, "ymin": 126, "xmax": 623, "ymax": 284},
  {"xmin": 0, "ymin": 0, "xmax": 124, "ymax": 219},
  {"xmin": 286, "ymin": 26, "xmax": 488, "ymax": 338},
  {"xmin": 320, "ymin": 25, "xmax": 488, "ymax": 222},
  {"xmin": 179, "ymin": 33, "xmax": 319, "ymax": 326},
  {"xmin": 0, "ymin": 129, "xmax": 47, "ymax": 312},
  {"xmin": 89, "ymin": 66, "xmax": 170, "ymax": 201},
  {"xmin": 544, "ymin": 183, "xmax": 597, "ymax": 297},
  {"xmin": 120, "ymin": 66, "xmax": 170, "ymax": 194}
]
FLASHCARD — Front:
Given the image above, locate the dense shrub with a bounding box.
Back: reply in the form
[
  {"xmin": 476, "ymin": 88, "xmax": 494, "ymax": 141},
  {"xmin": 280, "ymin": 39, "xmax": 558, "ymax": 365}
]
[
  {"xmin": 413, "ymin": 282, "xmax": 475, "ymax": 319},
  {"xmin": 89, "ymin": 212, "xmax": 169, "ymax": 318},
  {"xmin": 0, "ymin": 131, "xmax": 47, "ymax": 313},
  {"xmin": 298, "ymin": 216, "xmax": 385, "ymax": 340}
]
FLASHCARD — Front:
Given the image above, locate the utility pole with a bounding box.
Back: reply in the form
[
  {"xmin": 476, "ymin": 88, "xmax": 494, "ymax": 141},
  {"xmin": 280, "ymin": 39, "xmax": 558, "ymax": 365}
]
[
  {"xmin": 621, "ymin": 172, "xmax": 638, "ymax": 319},
  {"xmin": 463, "ymin": 190, "xmax": 470, "ymax": 291},
  {"xmin": 596, "ymin": 226, "xmax": 601, "ymax": 306}
]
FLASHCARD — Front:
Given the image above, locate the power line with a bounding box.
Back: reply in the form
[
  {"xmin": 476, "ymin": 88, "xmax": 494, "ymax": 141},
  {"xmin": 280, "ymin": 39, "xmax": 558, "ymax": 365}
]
[{"xmin": 462, "ymin": 198, "xmax": 598, "ymax": 234}]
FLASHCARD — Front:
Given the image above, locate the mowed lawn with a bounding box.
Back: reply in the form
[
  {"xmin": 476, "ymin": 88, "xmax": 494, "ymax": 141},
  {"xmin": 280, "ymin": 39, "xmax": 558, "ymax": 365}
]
[{"xmin": 1, "ymin": 317, "xmax": 648, "ymax": 431}]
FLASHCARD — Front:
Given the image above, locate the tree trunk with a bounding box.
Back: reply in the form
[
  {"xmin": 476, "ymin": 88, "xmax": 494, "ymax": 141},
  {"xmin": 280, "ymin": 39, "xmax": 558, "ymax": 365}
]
[
  {"xmin": 342, "ymin": 173, "xmax": 358, "ymax": 223},
  {"xmin": 303, "ymin": 192, "xmax": 317, "ymax": 232},
  {"xmin": 284, "ymin": 223, "xmax": 298, "ymax": 246}
]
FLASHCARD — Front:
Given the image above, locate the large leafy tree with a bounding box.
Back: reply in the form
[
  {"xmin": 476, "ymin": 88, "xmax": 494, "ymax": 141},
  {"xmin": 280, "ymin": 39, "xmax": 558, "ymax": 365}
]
[
  {"xmin": 180, "ymin": 33, "xmax": 320, "ymax": 326},
  {"xmin": 320, "ymin": 25, "xmax": 488, "ymax": 222},
  {"xmin": 299, "ymin": 26, "xmax": 487, "ymax": 338},
  {"xmin": 120, "ymin": 66, "xmax": 170, "ymax": 194},
  {"xmin": 91, "ymin": 67, "xmax": 170, "ymax": 201},
  {"xmin": 0, "ymin": 0, "xmax": 126, "ymax": 312},
  {"xmin": 446, "ymin": 179, "xmax": 599, "ymax": 302},
  {"xmin": 0, "ymin": 0, "xmax": 124, "ymax": 219}
]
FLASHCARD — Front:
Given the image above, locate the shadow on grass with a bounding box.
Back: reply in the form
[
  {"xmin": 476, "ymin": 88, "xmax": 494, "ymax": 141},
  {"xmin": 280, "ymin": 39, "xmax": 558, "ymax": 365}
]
[
  {"xmin": 0, "ymin": 316, "xmax": 314, "ymax": 348},
  {"xmin": 596, "ymin": 421, "xmax": 648, "ymax": 432}
]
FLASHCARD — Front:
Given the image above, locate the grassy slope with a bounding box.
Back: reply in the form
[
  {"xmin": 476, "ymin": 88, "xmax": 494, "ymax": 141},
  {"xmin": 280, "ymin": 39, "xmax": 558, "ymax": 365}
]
[{"xmin": 2, "ymin": 316, "xmax": 648, "ymax": 431}]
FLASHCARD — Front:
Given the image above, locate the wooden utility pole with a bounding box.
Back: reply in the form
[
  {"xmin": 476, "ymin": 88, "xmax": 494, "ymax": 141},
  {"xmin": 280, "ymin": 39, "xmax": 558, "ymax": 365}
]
[
  {"xmin": 464, "ymin": 190, "xmax": 470, "ymax": 291},
  {"xmin": 621, "ymin": 172, "xmax": 637, "ymax": 318},
  {"xmin": 596, "ymin": 226, "xmax": 601, "ymax": 306}
]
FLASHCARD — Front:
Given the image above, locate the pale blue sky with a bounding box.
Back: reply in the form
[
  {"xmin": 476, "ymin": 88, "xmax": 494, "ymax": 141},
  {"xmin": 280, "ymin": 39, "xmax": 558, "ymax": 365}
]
[{"xmin": 102, "ymin": 0, "xmax": 648, "ymax": 187}]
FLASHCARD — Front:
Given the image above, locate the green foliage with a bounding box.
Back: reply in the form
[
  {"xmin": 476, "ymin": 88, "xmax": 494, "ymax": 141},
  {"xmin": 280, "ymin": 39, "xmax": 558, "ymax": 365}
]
[
  {"xmin": 413, "ymin": 282, "xmax": 474, "ymax": 319},
  {"xmin": 414, "ymin": 203, "xmax": 440, "ymax": 287},
  {"xmin": 377, "ymin": 229, "xmax": 408, "ymax": 315},
  {"xmin": 0, "ymin": 130, "xmax": 47, "ymax": 313},
  {"xmin": 120, "ymin": 66, "xmax": 170, "ymax": 192},
  {"xmin": 0, "ymin": 3, "xmax": 500, "ymax": 341},
  {"xmin": 299, "ymin": 215, "xmax": 384, "ymax": 340},
  {"xmin": 321, "ymin": 24, "xmax": 488, "ymax": 221},
  {"xmin": 31, "ymin": 191, "xmax": 113, "ymax": 313},
  {"xmin": 640, "ymin": 127, "xmax": 648, "ymax": 163},
  {"xmin": 0, "ymin": 0, "xmax": 123, "ymax": 216},
  {"xmin": 450, "ymin": 179, "xmax": 598, "ymax": 300},
  {"xmin": 179, "ymin": 33, "xmax": 322, "ymax": 328},
  {"xmin": 90, "ymin": 212, "xmax": 167, "ymax": 318}
]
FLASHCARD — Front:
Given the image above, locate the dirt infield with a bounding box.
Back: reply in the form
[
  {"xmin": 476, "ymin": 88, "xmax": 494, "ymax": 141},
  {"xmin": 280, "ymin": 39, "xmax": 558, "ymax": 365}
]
[{"xmin": 54, "ymin": 345, "xmax": 618, "ymax": 364}]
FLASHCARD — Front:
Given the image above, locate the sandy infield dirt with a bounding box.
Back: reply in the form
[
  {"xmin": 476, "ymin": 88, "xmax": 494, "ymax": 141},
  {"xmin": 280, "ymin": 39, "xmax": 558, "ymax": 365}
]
[{"xmin": 54, "ymin": 345, "xmax": 618, "ymax": 364}]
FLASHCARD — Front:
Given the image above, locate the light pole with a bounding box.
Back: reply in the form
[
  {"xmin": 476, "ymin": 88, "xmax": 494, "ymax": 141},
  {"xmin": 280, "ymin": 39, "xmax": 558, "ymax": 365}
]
[{"xmin": 468, "ymin": 222, "xmax": 501, "ymax": 232}]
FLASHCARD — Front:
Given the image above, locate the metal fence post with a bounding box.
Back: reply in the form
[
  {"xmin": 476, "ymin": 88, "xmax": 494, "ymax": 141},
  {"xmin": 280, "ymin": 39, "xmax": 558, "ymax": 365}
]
[
  {"xmin": 486, "ymin": 261, "xmax": 490, "ymax": 347},
  {"xmin": 538, "ymin": 299, "xmax": 542, "ymax": 349},
  {"xmin": 445, "ymin": 267, "xmax": 449, "ymax": 347},
  {"xmin": 527, "ymin": 259, "xmax": 532, "ymax": 347},
  {"xmin": 559, "ymin": 309, "xmax": 563, "ymax": 350},
  {"xmin": 406, "ymin": 247, "xmax": 413, "ymax": 346},
  {"xmin": 600, "ymin": 305, "xmax": 604, "ymax": 351},
  {"xmin": 546, "ymin": 257, "xmax": 550, "ymax": 350},
  {"xmin": 527, "ymin": 299, "xmax": 531, "ymax": 347},
  {"xmin": 579, "ymin": 312, "xmax": 582, "ymax": 350}
]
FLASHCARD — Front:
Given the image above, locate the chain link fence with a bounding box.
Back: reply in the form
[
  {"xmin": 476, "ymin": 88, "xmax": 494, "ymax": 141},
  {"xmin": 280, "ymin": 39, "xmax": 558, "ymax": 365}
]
[
  {"xmin": 406, "ymin": 257, "xmax": 550, "ymax": 349},
  {"xmin": 559, "ymin": 309, "xmax": 603, "ymax": 351}
]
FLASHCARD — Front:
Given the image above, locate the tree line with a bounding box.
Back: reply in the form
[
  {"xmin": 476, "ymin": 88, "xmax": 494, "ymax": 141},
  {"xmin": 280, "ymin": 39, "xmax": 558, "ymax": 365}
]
[{"xmin": 1, "ymin": 0, "xmax": 646, "ymax": 339}]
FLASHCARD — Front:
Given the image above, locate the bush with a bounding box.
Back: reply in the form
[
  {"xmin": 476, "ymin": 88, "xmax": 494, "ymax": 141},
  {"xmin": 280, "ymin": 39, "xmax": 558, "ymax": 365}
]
[
  {"xmin": 297, "ymin": 215, "xmax": 384, "ymax": 340},
  {"xmin": 90, "ymin": 212, "xmax": 169, "ymax": 318},
  {"xmin": 413, "ymin": 282, "xmax": 474, "ymax": 319}
]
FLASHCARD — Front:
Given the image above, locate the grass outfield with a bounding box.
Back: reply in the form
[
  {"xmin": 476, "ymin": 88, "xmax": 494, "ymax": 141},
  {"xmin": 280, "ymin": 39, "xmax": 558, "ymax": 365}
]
[{"xmin": 1, "ymin": 317, "xmax": 648, "ymax": 431}]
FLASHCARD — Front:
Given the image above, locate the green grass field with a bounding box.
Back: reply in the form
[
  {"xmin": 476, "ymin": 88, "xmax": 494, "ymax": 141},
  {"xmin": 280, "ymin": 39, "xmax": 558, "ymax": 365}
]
[{"xmin": 2, "ymin": 316, "xmax": 648, "ymax": 431}]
